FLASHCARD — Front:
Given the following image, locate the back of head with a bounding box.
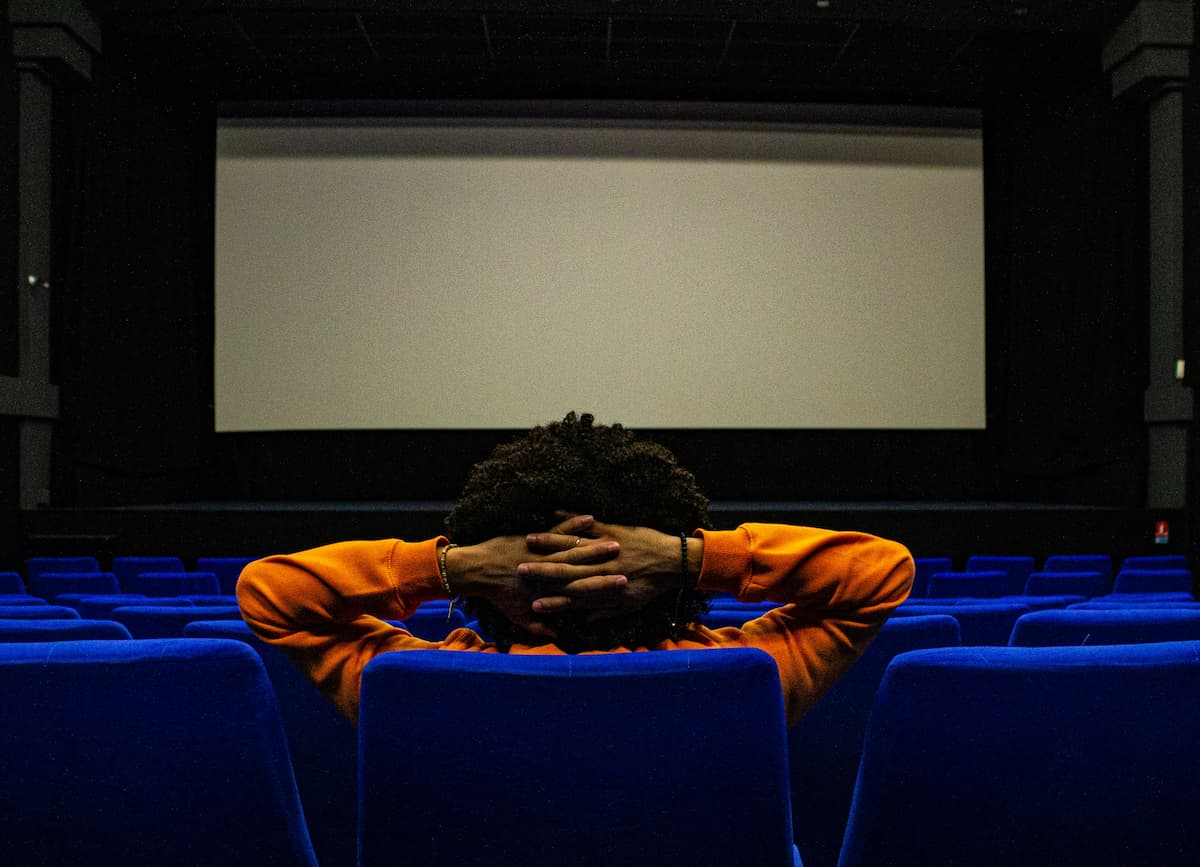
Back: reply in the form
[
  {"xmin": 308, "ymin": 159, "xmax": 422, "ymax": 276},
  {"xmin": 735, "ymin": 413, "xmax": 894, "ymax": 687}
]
[{"xmin": 445, "ymin": 412, "xmax": 712, "ymax": 652}]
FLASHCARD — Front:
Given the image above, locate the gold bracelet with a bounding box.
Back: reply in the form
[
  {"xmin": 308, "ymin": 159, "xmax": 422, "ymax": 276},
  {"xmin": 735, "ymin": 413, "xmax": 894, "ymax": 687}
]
[{"xmin": 438, "ymin": 543, "xmax": 459, "ymax": 619}]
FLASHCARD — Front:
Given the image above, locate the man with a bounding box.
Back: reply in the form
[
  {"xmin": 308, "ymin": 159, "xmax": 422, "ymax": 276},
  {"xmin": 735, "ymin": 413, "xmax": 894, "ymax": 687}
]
[{"xmin": 238, "ymin": 412, "xmax": 912, "ymax": 725}]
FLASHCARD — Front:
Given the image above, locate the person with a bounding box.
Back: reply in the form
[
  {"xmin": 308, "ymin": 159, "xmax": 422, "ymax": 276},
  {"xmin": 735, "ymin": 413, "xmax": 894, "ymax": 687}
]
[{"xmin": 237, "ymin": 412, "xmax": 913, "ymax": 725}]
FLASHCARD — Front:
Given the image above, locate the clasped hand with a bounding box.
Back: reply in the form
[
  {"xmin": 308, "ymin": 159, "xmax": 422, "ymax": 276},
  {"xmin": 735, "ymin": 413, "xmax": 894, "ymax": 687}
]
[{"xmin": 447, "ymin": 514, "xmax": 681, "ymax": 639}]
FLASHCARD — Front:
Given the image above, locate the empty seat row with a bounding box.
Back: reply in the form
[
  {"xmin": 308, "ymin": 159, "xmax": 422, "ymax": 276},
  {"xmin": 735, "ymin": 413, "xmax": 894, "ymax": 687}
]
[
  {"xmin": 912, "ymin": 553, "xmax": 1191, "ymax": 598},
  {"xmin": 16, "ymin": 556, "xmax": 255, "ymax": 596}
]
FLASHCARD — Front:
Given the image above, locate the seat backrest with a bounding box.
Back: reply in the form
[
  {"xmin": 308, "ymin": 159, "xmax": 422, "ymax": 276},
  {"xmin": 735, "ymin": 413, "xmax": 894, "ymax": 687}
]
[
  {"xmin": 386, "ymin": 605, "xmax": 469, "ymax": 641},
  {"xmin": 838, "ymin": 642, "xmax": 1200, "ymax": 867},
  {"xmin": 359, "ymin": 648, "xmax": 794, "ymax": 867},
  {"xmin": 110, "ymin": 556, "xmax": 186, "ymax": 586},
  {"xmin": 1009, "ymin": 608, "xmax": 1200, "ymax": 646},
  {"xmin": 120, "ymin": 571, "xmax": 221, "ymax": 597},
  {"xmin": 0, "ymin": 604, "xmax": 80, "ymax": 620},
  {"xmin": 0, "ymin": 572, "xmax": 27, "ymax": 595},
  {"xmin": 911, "ymin": 558, "xmax": 953, "ymax": 598},
  {"xmin": 1023, "ymin": 570, "xmax": 1108, "ymax": 598},
  {"xmin": 0, "ymin": 639, "xmax": 316, "ymax": 866},
  {"xmin": 790, "ymin": 615, "xmax": 960, "ymax": 867},
  {"xmin": 926, "ymin": 571, "xmax": 1009, "ymax": 599},
  {"xmin": 964, "ymin": 555, "xmax": 1036, "ymax": 595},
  {"xmin": 184, "ymin": 620, "xmax": 358, "ymax": 867},
  {"xmin": 31, "ymin": 571, "xmax": 120, "ymax": 602},
  {"xmin": 66, "ymin": 594, "xmax": 185, "ymax": 619},
  {"xmin": 196, "ymin": 556, "xmax": 256, "ymax": 595},
  {"xmin": 110, "ymin": 604, "xmax": 242, "ymax": 638},
  {"xmin": 1112, "ymin": 568, "xmax": 1193, "ymax": 595},
  {"xmin": 0, "ymin": 618, "xmax": 132, "ymax": 641},
  {"xmin": 1121, "ymin": 554, "xmax": 1189, "ymax": 572},
  {"xmin": 25, "ymin": 556, "xmax": 100, "ymax": 581},
  {"xmin": 1042, "ymin": 554, "xmax": 1113, "ymax": 583},
  {"xmin": 889, "ymin": 602, "xmax": 1031, "ymax": 645}
]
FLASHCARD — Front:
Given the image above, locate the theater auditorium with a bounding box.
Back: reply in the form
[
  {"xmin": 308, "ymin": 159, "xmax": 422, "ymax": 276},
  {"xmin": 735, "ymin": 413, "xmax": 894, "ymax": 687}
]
[{"xmin": 1, "ymin": 1, "xmax": 1197, "ymax": 865}]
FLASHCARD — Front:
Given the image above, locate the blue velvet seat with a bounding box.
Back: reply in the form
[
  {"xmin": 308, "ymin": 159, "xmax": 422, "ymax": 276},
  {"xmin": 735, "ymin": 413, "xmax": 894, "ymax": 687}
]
[
  {"xmin": 0, "ymin": 618, "xmax": 132, "ymax": 641},
  {"xmin": 121, "ymin": 570, "xmax": 221, "ymax": 597},
  {"xmin": 110, "ymin": 604, "xmax": 242, "ymax": 638},
  {"xmin": 926, "ymin": 570, "xmax": 1009, "ymax": 599},
  {"xmin": 386, "ymin": 603, "xmax": 469, "ymax": 641},
  {"xmin": 889, "ymin": 601, "xmax": 1031, "ymax": 645},
  {"xmin": 1069, "ymin": 599, "xmax": 1200, "ymax": 610},
  {"xmin": 111, "ymin": 555, "xmax": 186, "ymax": 588},
  {"xmin": 789, "ymin": 615, "xmax": 961, "ymax": 867},
  {"xmin": 1009, "ymin": 608, "xmax": 1200, "ymax": 646},
  {"xmin": 1042, "ymin": 554, "xmax": 1113, "ymax": 585},
  {"xmin": 1121, "ymin": 554, "xmax": 1189, "ymax": 572},
  {"xmin": 359, "ymin": 648, "xmax": 796, "ymax": 867},
  {"xmin": 0, "ymin": 595, "xmax": 48, "ymax": 606},
  {"xmin": 838, "ymin": 642, "xmax": 1200, "ymax": 867},
  {"xmin": 184, "ymin": 619, "xmax": 358, "ymax": 867},
  {"xmin": 964, "ymin": 555, "xmax": 1036, "ymax": 595},
  {"xmin": 0, "ymin": 639, "xmax": 316, "ymax": 865},
  {"xmin": 1112, "ymin": 568, "xmax": 1193, "ymax": 595},
  {"xmin": 30, "ymin": 571, "xmax": 120, "ymax": 602},
  {"xmin": 0, "ymin": 604, "xmax": 80, "ymax": 620},
  {"xmin": 911, "ymin": 557, "xmax": 953, "ymax": 598},
  {"xmin": 63, "ymin": 594, "xmax": 188, "ymax": 619},
  {"xmin": 1022, "ymin": 570, "xmax": 1109, "ymax": 597},
  {"xmin": 0, "ymin": 572, "xmax": 28, "ymax": 595},
  {"xmin": 196, "ymin": 556, "xmax": 257, "ymax": 595},
  {"xmin": 26, "ymin": 556, "xmax": 100, "ymax": 582}
]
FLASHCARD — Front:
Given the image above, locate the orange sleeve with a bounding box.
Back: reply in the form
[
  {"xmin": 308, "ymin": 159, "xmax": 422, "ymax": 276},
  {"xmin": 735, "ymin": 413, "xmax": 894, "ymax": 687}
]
[
  {"xmin": 691, "ymin": 524, "xmax": 913, "ymax": 725},
  {"xmin": 235, "ymin": 537, "xmax": 472, "ymax": 722}
]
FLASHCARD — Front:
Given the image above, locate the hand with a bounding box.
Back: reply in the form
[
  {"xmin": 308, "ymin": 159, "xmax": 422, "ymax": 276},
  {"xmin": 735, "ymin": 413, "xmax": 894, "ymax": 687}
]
[
  {"xmin": 522, "ymin": 518, "xmax": 699, "ymax": 622},
  {"xmin": 444, "ymin": 515, "xmax": 627, "ymax": 638}
]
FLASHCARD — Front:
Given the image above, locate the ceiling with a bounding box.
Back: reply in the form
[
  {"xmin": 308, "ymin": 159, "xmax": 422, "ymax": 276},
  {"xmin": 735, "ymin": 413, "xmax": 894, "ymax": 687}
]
[{"xmin": 82, "ymin": 1, "xmax": 1141, "ymax": 103}]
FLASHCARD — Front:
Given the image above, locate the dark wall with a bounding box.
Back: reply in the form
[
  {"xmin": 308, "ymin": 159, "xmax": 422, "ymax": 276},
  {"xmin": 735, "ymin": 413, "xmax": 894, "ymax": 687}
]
[
  {"xmin": 1, "ymin": 7, "xmax": 20, "ymax": 560},
  {"xmin": 43, "ymin": 27, "xmax": 1158, "ymax": 510}
]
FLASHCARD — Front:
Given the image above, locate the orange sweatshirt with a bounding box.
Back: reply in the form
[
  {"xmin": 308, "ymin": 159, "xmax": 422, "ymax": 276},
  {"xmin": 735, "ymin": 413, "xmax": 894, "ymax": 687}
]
[{"xmin": 237, "ymin": 523, "xmax": 912, "ymax": 726}]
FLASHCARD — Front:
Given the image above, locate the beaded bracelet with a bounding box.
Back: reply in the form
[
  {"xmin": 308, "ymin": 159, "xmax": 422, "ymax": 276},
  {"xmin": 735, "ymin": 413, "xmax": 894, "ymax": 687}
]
[
  {"xmin": 680, "ymin": 532, "xmax": 690, "ymax": 587},
  {"xmin": 438, "ymin": 543, "xmax": 459, "ymax": 619}
]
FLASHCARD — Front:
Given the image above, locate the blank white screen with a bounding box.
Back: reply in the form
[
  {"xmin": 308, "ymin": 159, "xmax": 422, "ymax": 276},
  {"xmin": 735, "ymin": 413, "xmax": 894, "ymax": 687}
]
[{"xmin": 214, "ymin": 119, "xmax": 984, "ymax": 431}]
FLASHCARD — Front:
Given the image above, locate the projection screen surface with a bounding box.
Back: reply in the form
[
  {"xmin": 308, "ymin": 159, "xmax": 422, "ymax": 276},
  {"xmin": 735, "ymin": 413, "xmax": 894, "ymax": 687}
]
[{"xmin": 215, "ymin": 118, "xmax": 984, "ymax": 431}]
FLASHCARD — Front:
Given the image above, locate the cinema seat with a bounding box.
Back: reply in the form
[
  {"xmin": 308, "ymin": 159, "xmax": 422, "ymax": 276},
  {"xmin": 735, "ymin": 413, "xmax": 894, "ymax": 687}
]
[
  {"xmin": 64, "ymin": 594, "xmax": 187, "ymax": 619},
  {"xmin": 838, "ymin": 642, "xmax": 1200, "ymax": 867},
  {"xmin": 0, "ymin": 618, "xmax": 132, "ymax": 641},
  {"xmin": 1111, "ymin": 568, "xmax": 1193, "ymax": 595},
  {"xmin": 1008, "ymin": 608, "xmax": 1200, "ymax": 646},
  {"xmin": 184, "ymin": 620, "xmax": 358, "ymax": 867},
  {"xmin": 964, "ymin": 555, "xmax": 1036, "ymax": 595},
  {"xmin": 31, "ymin": 571, "xmax": 120, "ymax": 602},
  {"xmin": 926, "ymin": 570, "xmax": 1009, "ymax": 598},
  {"xmin": 26, "ymin": 556, "xmax": 100, "ymax": 582},
  {"xmin": 0, "ymin": 572, "xmax": 28, "ymax": 595},
  {"xmin": 197, "ymin": 556, "xmax": 256, "ymax": 595},
  {"xmin": 359, "ymin": 648, "xmax": 797, "ymax": 867},
  {"xmin": 1042, "ymin": 554, "xmax": 1113, "ymax": 585},
  {"xmin": 110, "ymin": 604, "xmax": 242, "ymax": 638},
  {"xmin": 911, "ymin": 557, "xmax": 953, "ymax": 598},
  {"xmin": 790, "ymin": 615, "xmax": 961, "ymax": 867},
  {"xmin": 0, "ymin": 604, "xmax": 80, "ymax": 620},
  {"xmin": 0, "ymin": 639, "xmax": 316, "ymax": 865},
  {"xmin": 111, "ymin": 556, "xmax": 185, "ymax": 587},
  {"xmin": 387, "ymin": 604, "xmax": 469, "ymax": 641},
  {"xmin": 1121, "ymin": 554, "xmax": 1189, "ymax": 572},
  {"xmin": 1022, "ymin": 570, "xmax": 1108, "ymax": 598},
  {"xmin": 889, "ymin": 601, "xmax": 1031, "ymax": 645},
  {"xmin": 121, "ymin": 571, "xmax": 221, "ymax": 597}
]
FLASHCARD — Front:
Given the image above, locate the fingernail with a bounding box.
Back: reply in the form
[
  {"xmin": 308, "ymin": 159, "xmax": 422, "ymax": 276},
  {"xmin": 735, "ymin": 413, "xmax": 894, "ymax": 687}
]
[
  {"xmin": 615, "ymin": 576, "xmax": 628, "ymax": 587},
  {"xmin": 605, "ymin": 542, "xmax": 620, "ymax": 553},
  {"xmin": 532, "ymin": 600, "xmax": 545, "ymax": 612},
  {"xmin": 518, "ymin": 564, "xmax": 530, "ymax": 576}
]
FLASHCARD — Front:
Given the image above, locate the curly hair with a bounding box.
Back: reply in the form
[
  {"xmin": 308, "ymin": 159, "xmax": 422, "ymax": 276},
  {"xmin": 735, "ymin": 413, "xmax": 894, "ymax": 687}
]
[{"xmin": 444, "ymin": 412, "xmax": 712, "ymax": 652}]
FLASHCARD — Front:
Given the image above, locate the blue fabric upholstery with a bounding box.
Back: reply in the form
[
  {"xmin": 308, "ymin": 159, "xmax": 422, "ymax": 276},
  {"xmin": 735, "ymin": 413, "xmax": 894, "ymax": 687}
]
[
  {"xmin": 964, "ymin": 555, "xmax": 1036, "ymax": 595},
  {"xmin": 0, "ymin": 572, "xmax": 27, "ymax": 594},
  {"xmin": 838, "ymin": 642, "xmax": 1200, "ymax": 867},
  {"xmin": 110, "ymin": 604, "xmax": 242, "ymax": 638},
  {"xmin": 0, "ymin": 604, "xmax": 80, "ymax": 620},
  {"xmin": 1082, "ymin": 591, "xmax": 1195, "ymax": 604},
  {"xmin": 911, "ymin": 557, "xmax": 953, "ymax": 598},
  {"xmin": 359, "ymin": 648, "xmax": 795, "ymax": 867},
  {"xmin": 0, "ymin": 618, "xmax": 132, "ymax": 641},
  {"xmin": 26, "ymin": 556, "xmax": 100, "ymax": 581},
  {"xmin": 1069, "ymin": 599, "xmax": 1200, "ymax": 610},
  {"xmin": 0, "ymin": 595, "xmax": 48, "ymax": 606},
  {"xmin": 1121, "ymin": 554, "xmax": 1189, "ymax": 572},
  {"xmin": 1022, "ymin": 570, "xmax": 1109, "ymax": 597},
  {"xmin": 789, "ymin": 615, "xmax": 961, "ymax": 867},
  {"xmin": 0, "ymin": 639, "xmax": 316, "ymax": 865},
  {"xmin": 111, "ymin": 555, "xmax": 186, "ymax": 587},
  {"xmin": 31, "ymin": 571, "xmax": 120, "ymax": 602},
  {"xmin": 64, "ymin": 594, "xmax": 188, "ymax": 619},
  {"xmin": 1112, "ymin": 568, "xmax": 1193, "ymax": 595},
  {"xmin": 1009, "ymin": 608, "xmax": 1200, "ymax": 646},
  {"xmin": 184, "ymin": 620, "xmax": 358, "ymax": 867},
  {"xmin": 387, "ymin": 604, "xmax": 469, "ymax": 641},
  {"xmin": 1042, "ymin": 554, "xmax": 1113, "ymax": 584},
  {"xmin": 889, "ymin": 602, "xmax": 1031, "ymax": 645},
  {"xmin": 184, "ymin": 594, "xmax": 240, "ymax": 606},
  {"xmin": 926, "ymin": 570, "xmax": 1009, "ymax": 598},
  {"xmin": 121, "ymin": 570, "xmax": 221, "ymax": 597},
  {"xmin": 196, "ymin": 556, "xmax": 256, "ymax": 595}
]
